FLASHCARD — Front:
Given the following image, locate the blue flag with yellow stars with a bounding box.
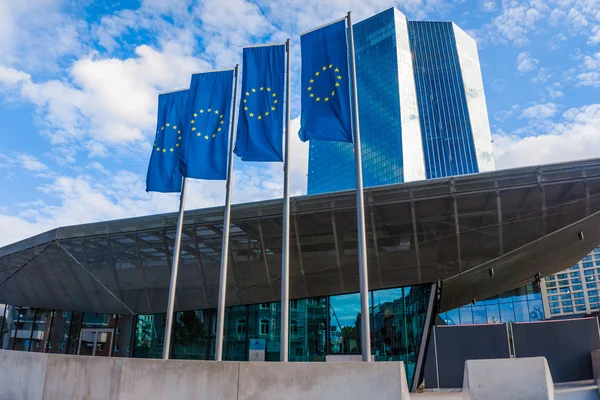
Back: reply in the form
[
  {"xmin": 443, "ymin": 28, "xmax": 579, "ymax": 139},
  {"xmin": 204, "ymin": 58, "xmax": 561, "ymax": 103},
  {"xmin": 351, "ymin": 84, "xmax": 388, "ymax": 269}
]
[
  {"xmin": 181, "ymin": 69, "xmax": 234, "ymax": 180},
  {"xmin": 298, "ymin": 19, "xmax": 352, "ymax": 143},
  {"xmin": 234, "ymin": 44, "xmax": 285, "ymax": 162},
  {"xmin": 146, "ymin": 89, "xmax": 188, "ymax": 193}
]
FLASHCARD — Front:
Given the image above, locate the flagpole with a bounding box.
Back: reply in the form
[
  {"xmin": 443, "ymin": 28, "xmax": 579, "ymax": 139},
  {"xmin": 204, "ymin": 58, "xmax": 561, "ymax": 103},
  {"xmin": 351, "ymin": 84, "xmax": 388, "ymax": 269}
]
[
  {"xmin": 215, "ymin": 64, "xmax": 240, "ymax": 361},
  {"xmin": 347, "ymin": 11, "xmax": 371, "ymax": 362},
  {"xmin": 280, "ymin": 38, "xmax": 291, "ymax": 362},
  {"xmin": 162, "ymin": 177, "xmax": 187, "ymax": 359}
]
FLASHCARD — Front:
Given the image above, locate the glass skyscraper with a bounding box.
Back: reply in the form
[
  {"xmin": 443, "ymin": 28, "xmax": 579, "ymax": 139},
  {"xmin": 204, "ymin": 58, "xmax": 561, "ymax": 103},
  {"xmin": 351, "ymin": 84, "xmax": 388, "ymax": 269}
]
[{"xmin": 307, "ymin": 8, "xmax": 495, "ymax": 195}]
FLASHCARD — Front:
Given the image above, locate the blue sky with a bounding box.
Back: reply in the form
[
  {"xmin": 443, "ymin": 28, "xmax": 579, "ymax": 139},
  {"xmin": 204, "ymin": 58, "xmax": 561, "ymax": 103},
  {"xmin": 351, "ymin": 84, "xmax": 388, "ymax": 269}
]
[{"xmin": 1, "ymin": 0, "xmax": 599, "ymax": 246}]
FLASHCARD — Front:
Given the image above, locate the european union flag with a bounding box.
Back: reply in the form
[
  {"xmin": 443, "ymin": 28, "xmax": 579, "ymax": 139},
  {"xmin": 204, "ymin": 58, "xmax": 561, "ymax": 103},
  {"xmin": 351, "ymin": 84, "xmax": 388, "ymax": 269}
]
[
  {"xmin": 234, "ymin": 44, "xmax": 285, "ymax": 162},
  {"xmin": 298, "ymin": 19, "xmax": 352, "ymax": 143},
  {"xmin": 181, "ymin": 69, "xmax": 234, "ymax": 180},
  {"xmin": 146, "ymin": 89, "xmax": 188, "ymax": 193}
]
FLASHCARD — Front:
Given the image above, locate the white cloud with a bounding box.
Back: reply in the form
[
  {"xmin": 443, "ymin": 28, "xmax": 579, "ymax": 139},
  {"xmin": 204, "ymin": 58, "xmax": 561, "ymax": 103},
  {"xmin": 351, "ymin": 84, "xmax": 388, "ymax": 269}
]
[
  {"xmin": 516, "ymin": 51, "xmax": 539, "ymax": 73},
  {"xmin": 493, "ymin": 104, "xmax": 600, "ymax": 169},
  {"xmin": 481, "ymin": 0, "xmax": 497, "ymax": 12},
  {"xmin": 15, "ymin": 154, "xmax": 48, "ymax": 172},
  {"xmin": 547, "ymin": 82, "xmax": 564, "ymax": 99},
  {"xmin": 576, "ymin": 71, "xmax": 600, "ymax": 87},
  {"xmin": 519, "ymin": 102, "xmax": 559, "ymax": 119}
]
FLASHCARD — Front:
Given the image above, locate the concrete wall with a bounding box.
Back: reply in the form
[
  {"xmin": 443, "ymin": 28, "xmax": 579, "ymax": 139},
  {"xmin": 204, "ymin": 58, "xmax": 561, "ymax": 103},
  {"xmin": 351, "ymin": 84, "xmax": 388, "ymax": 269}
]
[
  {"xmin": 0, "ymin": 350, "xmax": 410, "ymax": 400},
  {"xmin": 463, "ymin": 357, "xmax": 554, "ymax": 400}
]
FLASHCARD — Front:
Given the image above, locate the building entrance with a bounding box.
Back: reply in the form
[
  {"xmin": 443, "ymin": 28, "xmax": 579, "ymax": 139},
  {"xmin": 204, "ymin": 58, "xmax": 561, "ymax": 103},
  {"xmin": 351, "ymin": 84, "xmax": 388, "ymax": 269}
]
[{"xmin": 77, "ymin": 328, "xmax": 114, "ymax": 357}]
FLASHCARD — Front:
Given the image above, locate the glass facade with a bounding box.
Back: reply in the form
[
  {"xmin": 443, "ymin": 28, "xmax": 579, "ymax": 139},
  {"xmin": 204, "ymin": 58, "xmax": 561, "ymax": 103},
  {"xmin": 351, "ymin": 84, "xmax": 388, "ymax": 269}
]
[
  {"xmin": 307, "ymin": 10, "xmax": 493, "ymax": 195},
  {"xmin": 133, "ymin": 284, "xmax": 432, "ymax": 384},
  {"xmin": 439, "ymin": 284, "xmax": 544, "ymax": 325},
  {"xmin": 408, "ymin": 21, "xmax": 478, "ymax": 179},
  {"xmin": 542, "ymin": 246, "xmax": 600, "ymax": 317}
]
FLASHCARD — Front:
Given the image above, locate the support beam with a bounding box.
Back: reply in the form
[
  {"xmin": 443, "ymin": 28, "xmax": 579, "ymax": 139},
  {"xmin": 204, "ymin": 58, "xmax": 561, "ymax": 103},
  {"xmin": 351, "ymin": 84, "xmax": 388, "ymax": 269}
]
[
  {"xmin": 257, "ymin": 222, "xmax": 273, "ymax": 286},
  {"xmin": 190, "ymin": 227, "xmax": 210, "ymax": 307},
  {"xmin": 410, "ymin": 193, "xmax": 422, "ymax": 284},
  {"xmin": 496, "ymin": 181, "xmax": 504, "ymax": 256},
  {"xmin": 293, "ymin": 210, "xmax": 310, "ymax": 298},
  {"xmin": 369, "ymin": 203, "xmax": 383, "ymax": 287}
]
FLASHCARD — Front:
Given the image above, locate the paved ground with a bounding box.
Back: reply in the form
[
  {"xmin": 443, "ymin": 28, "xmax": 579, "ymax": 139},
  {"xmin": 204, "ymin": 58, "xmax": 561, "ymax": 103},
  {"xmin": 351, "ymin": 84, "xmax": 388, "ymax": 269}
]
[{"xmin": 412, "ymin": 382, "xmax": 599, "ymax": 399}]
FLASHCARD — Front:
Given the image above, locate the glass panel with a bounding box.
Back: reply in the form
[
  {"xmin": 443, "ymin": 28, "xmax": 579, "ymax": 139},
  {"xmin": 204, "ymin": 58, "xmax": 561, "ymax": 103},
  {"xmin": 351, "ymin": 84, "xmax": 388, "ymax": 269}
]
[
  {"xmin": 499, "ymin": 303, "xmax": 515, "ymax": 323},
  {"xmin": 528, "ymin": 299, "xmax": 544, "ymax": 321},
  {"xmin": 329, "ymin": 293, "xmax": 361, "ymax": 354},
  {"xmin": 78, "ymin": 329, "xmax": 96, "ymax": 356},
  {"xmin": 472, "ymin": 306, "xmax": 487, "ymax": 324},
  {"xmin": 113, "ymin": 315, "xmax": 135, "ymax": 357},
  {"xmin": 12, "ymin": 307, "xmax": 35, "ymax": 351},
  {"xmin": 95, "ymin": 331, "xmax": 113, "ymax": 357},
  {"xmin": 47, "ymin": 311, "xmax": 72, "ymax": 354},
  {"xmin": 171, "ymin": 310, "xmax": 213, "ymax": 360},
  {"xmin": 371, "ymin": 285, "xmax": 431, "ymax": 386},
  {"xmin": 134, "ymin": 314, "xmax": 165, "ymax": 359},
  {"xmin": 0, "ymin": 305, "xmax": 8, "ymax": 350},
  {"xmin": 223, "ymin": 306, "xmax": 248, "ymax": 361},
  {"xmin": 248, "ymin": 302, "xmax": 280, "ymax": 361},
  {"xmin": 66, "ymin": 312, "xmax": 83, "ymax": 355},
  {"xmin": 458, "ymin": 307, "xmax": 473, "ymax": 324},
  {"xmin": 289, "ymin": 297, "xmax": 327, "ymax": 362},
  {"xmin": 30, "ymin": 309, "xmax": 52, "ymax": 353},
  {"xmin": 485, "ymin": 304, "xmax": 501, "ymax": 324}
]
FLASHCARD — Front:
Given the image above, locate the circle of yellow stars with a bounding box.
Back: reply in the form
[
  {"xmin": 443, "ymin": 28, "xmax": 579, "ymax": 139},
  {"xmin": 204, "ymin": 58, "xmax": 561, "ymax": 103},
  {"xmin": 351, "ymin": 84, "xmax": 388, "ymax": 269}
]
[
  {"xmin": 243, "ymin": 86, "xmax": 277, "ymax": 120},
  {"xmin": 153, "ymin": 123, "xmax": 182, "ymax": 153},
  {"xmin": 190, "ymin": 107, "xmax": 225, "ymax": 140},
  {"xmin": 307, "ymin": 64, "xmax": 342, "ymax": 102}
]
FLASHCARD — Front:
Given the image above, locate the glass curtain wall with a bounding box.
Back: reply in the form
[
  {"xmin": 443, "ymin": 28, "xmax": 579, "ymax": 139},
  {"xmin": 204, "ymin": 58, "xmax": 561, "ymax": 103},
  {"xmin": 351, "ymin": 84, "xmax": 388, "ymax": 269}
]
[
  {"xmin": 132, "ymin": 284, "xmax": 432, "ymax": 385},
  {"xmin": 439, "ymin": 284, "xmax": 544, "ymax": 325}
]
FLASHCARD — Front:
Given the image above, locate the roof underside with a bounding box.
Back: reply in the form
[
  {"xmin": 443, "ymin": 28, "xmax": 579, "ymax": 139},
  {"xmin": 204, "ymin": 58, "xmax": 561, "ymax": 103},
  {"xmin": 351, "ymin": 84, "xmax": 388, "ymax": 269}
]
[{"xmin": 2, "ymin": 158, "xmax": 600, "ymax": 315}]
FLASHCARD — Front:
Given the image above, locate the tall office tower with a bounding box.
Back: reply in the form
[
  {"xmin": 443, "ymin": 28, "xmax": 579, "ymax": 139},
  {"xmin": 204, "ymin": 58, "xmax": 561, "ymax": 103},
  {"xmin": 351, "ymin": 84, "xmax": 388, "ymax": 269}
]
[{"xmin": 307, "ymin": 8, "xmax": 495, "ymax": 195}]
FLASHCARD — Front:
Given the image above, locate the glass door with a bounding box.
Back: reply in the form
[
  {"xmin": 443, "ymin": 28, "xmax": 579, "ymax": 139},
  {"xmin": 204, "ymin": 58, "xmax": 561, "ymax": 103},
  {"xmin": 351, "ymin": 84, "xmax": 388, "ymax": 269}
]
[{"xmin": 77, "ymin": 328, "xmax": 114, "ymax": 357}]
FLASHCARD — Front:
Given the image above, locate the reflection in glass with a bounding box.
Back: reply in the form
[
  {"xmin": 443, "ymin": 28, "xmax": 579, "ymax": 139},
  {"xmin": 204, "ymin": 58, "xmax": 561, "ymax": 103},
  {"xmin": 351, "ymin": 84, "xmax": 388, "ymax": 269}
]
[
  {"xmin": 329, "ymin": 293, "xmax": 361, "ymax": 354},
  {"xmin": 30, "ymin": 309, "xmax": 51, "ymax": 352},
  {"xmin": 134, "ymin": 313, "xmax": 165, "ymax": 359},
  {"xmin": 47, "ymin": 311, "xmax": 73, "ymax": 354}
]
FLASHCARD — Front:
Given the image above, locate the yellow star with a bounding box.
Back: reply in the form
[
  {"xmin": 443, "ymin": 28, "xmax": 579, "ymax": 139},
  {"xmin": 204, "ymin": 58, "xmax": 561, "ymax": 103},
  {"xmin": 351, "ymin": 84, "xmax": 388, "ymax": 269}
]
[
  {"xmin": 220, "ymin": 120, "xmax": 224, "ymax": 124},
  {"xmin": 260, "ymin": 87, "xmax": 264, "ymax": 91},
  {"xmin": 178, "ymin": 130, "xmax": 181, "ymax": 134},
  {"xmin": 246, "ymin": 92, "xmax": 250, "ymax": 96},
  {"xmin": 272, "ymin": 93, "xmax": 276, "ymax": 97},
  {"xmin": 204, "ymin": 135, "xmax": 209, "ymax": 140},
  {"xmin": 218, "ymin": 127, "xmax": 222, "ymax": 131},
  {"xmin": 322, "ymin": 66, "xmax": 326, "ymax": 71},
  {"xmin": 220, "ymin": 115, "xmax": 223, "ymax": 118},
  {"xmin": 307, "ymin": 86, "xmax": 312, "ymax": 91},
  {"xmin": 166, "ymin": 123, "xmax": 170, "ymax": 126},
  {"xmin": 249, "ymin": 113, "xmax": 254, "ymax": 117},
  {"xmin": 267, "ymin": 87, "xmax": 271, "ymax": 91},
  {"xmin": 156, "ymin": 147, "xmax": 160, "ymax": 151},
  {"xmin": 335, "ymin": 82, "xmax": 340, "ymax": 87},
  {"xmin": 315, "ymin": 71, "xmax": 320, "ymax": 76},
  {"xmin": 193, "ymin": 113, "xmax": 197, "ymax": 117},
  {"xmin": 310, "ymin": 93, "xmax": 314, "ymax": 97},
  {"xmin": 197, "ymin": 132, "xmax": 201, "ymax": 136},
  {"xmin": 252, "ymin": 88, "xmax": 256, "ymax": 92},
  {"xmin": 337, "ymin": 75, "xmax": 342, "ymax": 80},
  {"xmin": 161, "ymin": 127, "xmax": 164, "ymax": 130},
  {"xmin": 170, "ymin": 148, "xmax": 174, "ymax": 152},
  {"xmin": 173, "ymin": 126, "xmax": 177, "ymax": 129},
  {"xmin": 329, "ymin": 64, "xmax": 333, "ymax": 68},
  {"xmin": 192, "ymin": 127, "xmax": 196, "ymax": 131},
  {"xmin": 191, "ymin": 120, "xmax": 195, "ymax": 124},
  {"xmin": 176, "ymin": 143, "xmax": 179, "ymax": 147},
  {"xmin": 207, "ymin": 108, "xmax": 212, "ymax": 112},
  {"xmin": 265, "ymin": 111, "xmax": 269, "ymax": 116},
  {"xmin": 243, "ymin": 99, "xmax": 247, "ymax": 103},
  {"xmin": 162, "ymin": 149, "xmax": 166, "ymax": 152},
  {"xmin": 213, "ymin": 134, "xmax": 216, "ymax": 138},
  {"xmin": 258, "ymin": 115, "xmax": 262, "ymax": 120},
  {"xmin": 274, "ymin": 99, "xmax": 278, "ymax": 104},
  {"xmin": 244, "ymin": 107, "xmax": 248, "ymax": 110},
  {"xmin": 334, "ymin": 68, "xmax": 339, "ymax": 72},
  {"xmin": 271, "ymin": 106, "xmax": 275, "ymax": 110},
  {"xmin": 324, "ymin": 97, "xmax": 329, "ymax": 101},
  {"xmin": 178, "ymin": 136, "xmax": 182, "ymax": 140},
  {"xmin": 310, "ymin": 79, "xmax": 314, "ymax": 83},
  {"xmin": 331, "ymin": 91, "xmax": 335, "ymax": 96},
  {"xmin": 200, "ymin": 109, "xmax": 204, "ymax": 113},
  {"xmin": 316, "ymin": 97, "xmax": 320, "ymax": 101},
  {"xmin": 215, "ymin": 110, "xmax": 219, "ymax": 114}
]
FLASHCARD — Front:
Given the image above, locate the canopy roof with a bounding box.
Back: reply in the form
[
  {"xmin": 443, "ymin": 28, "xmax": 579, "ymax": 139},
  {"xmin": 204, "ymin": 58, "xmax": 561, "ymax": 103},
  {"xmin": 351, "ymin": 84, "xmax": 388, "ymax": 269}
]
[{"xmin": 2, "ymin": 158, "xmax": 600, "ymax": 315}]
